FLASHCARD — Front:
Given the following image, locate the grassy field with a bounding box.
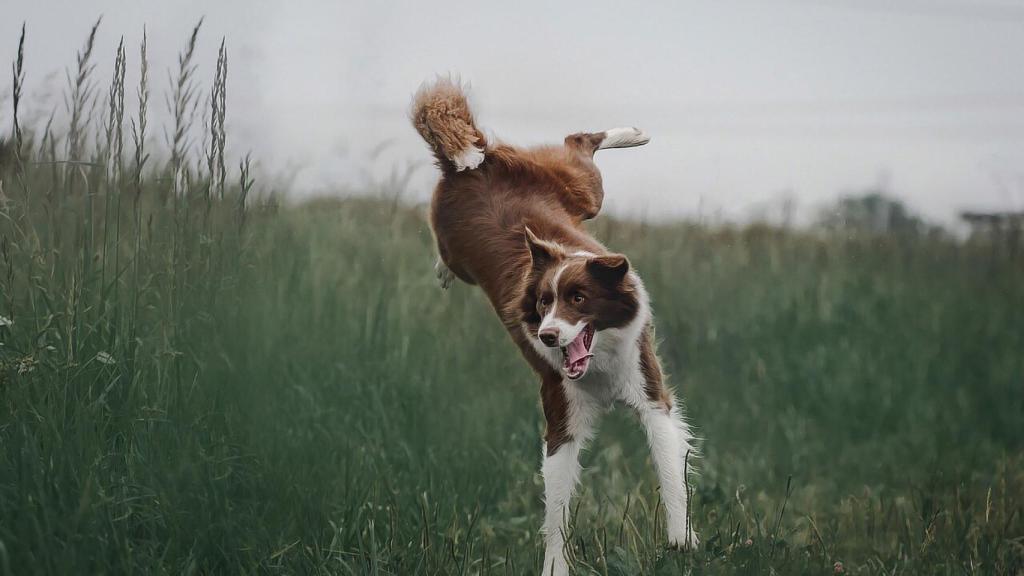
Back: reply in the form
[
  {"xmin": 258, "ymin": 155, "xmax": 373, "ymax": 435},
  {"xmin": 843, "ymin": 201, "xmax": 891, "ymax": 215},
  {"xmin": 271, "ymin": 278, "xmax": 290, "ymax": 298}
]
[{"xmin": 1, "ymin": 24, "xmax": 1022, "ymax": 575}]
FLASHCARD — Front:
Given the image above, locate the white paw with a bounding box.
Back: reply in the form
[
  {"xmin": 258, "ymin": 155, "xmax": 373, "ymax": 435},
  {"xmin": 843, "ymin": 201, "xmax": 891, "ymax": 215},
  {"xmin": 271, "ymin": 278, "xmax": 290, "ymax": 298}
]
[
  {"xmin": 668, "ymin": 526, "xmax": 699, "ymax": 551},
  {"xmin": 434, "ymin": 258, "xmax": 454, "ymax": 290},
  {"xmin": 541, "ymin": 552, "xmax": 569, "ymax": 576},
  {"xmin": 597, "ymin": 126, "xmax": 650, "ymax": 149}
]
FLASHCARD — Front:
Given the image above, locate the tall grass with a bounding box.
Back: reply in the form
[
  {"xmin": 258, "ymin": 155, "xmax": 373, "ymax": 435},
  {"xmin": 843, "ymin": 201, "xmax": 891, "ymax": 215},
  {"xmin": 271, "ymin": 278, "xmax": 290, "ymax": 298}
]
[
  {"xmin": 0, "ymin": 21, "xmax": 255, "ymax": 572},
  {"xmin": 0, "ymin": 22, "xmax": 1022, "ymax": 575}
]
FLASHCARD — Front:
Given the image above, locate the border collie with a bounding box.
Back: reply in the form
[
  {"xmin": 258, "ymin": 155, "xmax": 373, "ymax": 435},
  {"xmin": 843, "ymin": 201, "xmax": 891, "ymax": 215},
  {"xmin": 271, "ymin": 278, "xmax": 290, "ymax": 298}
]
[{"xmin": 411, "ymin": 78, "xmax": 698, "ymax": 575}]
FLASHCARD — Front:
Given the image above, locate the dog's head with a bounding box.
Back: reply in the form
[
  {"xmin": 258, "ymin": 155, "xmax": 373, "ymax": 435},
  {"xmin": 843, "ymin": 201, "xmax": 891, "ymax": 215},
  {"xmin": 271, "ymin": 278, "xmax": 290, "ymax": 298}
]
[{"xmin": 519, "ymin": 228, "xmax": 640, "ymax": 380}]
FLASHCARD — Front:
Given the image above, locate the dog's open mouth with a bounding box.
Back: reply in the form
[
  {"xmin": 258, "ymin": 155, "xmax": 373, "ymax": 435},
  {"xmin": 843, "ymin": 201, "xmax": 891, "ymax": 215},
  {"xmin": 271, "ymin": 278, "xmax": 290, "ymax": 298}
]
[{"xmin": 561, "ymin": 325, "xmax": 595, "ymax": 380}]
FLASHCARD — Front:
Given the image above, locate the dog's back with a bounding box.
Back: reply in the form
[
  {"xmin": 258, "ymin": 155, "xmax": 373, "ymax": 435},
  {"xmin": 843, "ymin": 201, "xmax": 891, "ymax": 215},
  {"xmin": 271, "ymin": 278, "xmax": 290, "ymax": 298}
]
[{"xmin": 411, "ymin": 79, "xmax": 642, "ymax": 321}]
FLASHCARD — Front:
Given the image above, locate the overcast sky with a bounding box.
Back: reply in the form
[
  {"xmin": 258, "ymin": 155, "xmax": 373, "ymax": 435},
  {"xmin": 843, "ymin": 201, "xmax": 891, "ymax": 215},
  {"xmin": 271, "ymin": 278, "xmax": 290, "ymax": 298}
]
[{"xmin": 4, "ymin": 0, "xmax": 1024, "ymax": 224}]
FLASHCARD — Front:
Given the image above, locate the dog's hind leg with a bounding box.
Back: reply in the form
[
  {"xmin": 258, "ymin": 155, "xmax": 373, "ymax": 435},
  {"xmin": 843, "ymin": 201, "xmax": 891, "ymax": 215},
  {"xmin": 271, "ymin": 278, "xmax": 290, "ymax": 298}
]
[
  {"xmin": 564, "ymin": 127, "xmax": 650, "ymax": 158},
  {"xmin": 559, "ymin": 128, "xmax": 650, "ymax": 220},
  {"xmin": 434, "ymin": 257, "xmax": 454, "ymax": 290},
  {"xmin": 432, "ymin": 238, "xmax": 475, "ymax": 289}
]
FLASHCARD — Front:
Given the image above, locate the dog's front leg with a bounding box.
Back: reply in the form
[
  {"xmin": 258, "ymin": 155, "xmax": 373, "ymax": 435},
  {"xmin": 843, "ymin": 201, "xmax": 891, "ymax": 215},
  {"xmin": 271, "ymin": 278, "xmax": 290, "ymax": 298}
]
[
  {"xmin": 541, "ymin": 438, "xmax": 583, "ymax": 576},
  {"xmin": 637, "ymin": 400, "xmax": 699, "ymax": 549},
  {"xmin": 539, "ymin": 376, "xmax": 597, "ymax": 576}
]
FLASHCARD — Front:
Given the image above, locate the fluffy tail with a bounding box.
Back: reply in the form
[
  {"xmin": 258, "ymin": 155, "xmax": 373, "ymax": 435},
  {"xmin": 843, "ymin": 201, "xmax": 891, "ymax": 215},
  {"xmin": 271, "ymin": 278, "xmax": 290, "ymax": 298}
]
[{"xmin": 411, "ymin": 78, "xmax": 487, "ymax": 172}]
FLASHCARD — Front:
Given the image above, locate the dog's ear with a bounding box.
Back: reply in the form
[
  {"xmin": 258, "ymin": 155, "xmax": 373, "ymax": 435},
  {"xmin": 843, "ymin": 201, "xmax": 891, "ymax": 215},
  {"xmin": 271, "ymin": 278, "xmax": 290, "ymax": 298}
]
[
  {"xmin": 588, "ymin": 253, "xmax": 630, "ymax": 283},
  {"xmin": 524, "ymin": 227, "xmax": 561, "ymax": 269}
]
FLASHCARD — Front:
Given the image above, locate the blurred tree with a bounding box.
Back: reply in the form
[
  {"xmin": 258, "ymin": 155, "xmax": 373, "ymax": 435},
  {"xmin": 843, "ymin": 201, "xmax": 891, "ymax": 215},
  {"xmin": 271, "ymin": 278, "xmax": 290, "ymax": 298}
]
[{"xmin": 818, "ymin": 190, "xmax": 928, "ymax": 235}]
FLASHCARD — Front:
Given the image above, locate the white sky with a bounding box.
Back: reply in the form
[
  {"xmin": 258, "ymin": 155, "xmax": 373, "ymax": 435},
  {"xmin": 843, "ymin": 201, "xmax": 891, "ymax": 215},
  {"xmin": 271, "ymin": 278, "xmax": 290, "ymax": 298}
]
[{"xmin": 4, "ymin": 0, "xmax": 1024, "ymax": 225}]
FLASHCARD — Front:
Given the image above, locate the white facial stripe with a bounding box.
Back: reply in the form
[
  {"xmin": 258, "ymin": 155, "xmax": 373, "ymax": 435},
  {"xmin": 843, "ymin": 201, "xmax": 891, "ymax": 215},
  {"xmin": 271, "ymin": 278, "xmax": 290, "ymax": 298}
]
[
  {"xmin": 570, "ymin": 251, "xmax": 595, "ymax": 258},
  {"xmin": 549, "ymin": 263, "xmax": 568, "ymax": 294},
  {"xmin": 539, "ymin": 303, "xmax": 557, "ymax": 332},
  {"xmin": 538, "ymin": 262, "xmax": 587, "ymax": 346},
  {"xmin": 538, "ymin": 263, "xmax": 568, "ymax": 333}
]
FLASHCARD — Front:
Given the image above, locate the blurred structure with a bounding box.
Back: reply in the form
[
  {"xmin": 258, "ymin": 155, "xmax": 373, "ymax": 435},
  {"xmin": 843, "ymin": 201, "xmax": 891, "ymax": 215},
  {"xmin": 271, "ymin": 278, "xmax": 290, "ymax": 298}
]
[{"xmin": 960, "ymin": 210, "xmax": 1024, "ymax": 256}]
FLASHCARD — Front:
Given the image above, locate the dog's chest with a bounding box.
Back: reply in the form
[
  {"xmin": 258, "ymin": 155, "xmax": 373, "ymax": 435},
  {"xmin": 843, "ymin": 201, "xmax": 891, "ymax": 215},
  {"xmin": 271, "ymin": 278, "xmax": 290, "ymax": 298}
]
[{"xmin": 574, "ymin": 334, "xmax": 642, "ymax": 403}]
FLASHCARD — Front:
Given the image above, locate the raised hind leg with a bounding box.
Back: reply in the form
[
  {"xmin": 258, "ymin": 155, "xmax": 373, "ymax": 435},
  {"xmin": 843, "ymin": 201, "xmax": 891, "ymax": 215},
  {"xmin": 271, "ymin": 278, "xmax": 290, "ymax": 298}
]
[
  {"xmin": 565, "ymin": 127, "xmax": 650, "ymax": 156},
  {"xmin": 559, "ymin": 127, "xmax": 651, "ymax": 221}
]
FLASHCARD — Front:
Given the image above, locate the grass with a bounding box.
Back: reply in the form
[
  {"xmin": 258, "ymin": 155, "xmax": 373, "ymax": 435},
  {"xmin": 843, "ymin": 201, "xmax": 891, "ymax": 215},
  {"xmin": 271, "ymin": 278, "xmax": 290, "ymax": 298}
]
[{"xmin": 0, "ymin": 22, "xmax": 1022, "ymax": 575}]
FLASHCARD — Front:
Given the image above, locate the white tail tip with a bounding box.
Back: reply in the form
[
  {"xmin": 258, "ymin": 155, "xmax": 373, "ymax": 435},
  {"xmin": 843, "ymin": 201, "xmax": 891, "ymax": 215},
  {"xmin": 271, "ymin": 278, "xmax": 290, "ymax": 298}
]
[{"xmin": 452, "ymin": 145, "xmax": 485, "ymax": 171}]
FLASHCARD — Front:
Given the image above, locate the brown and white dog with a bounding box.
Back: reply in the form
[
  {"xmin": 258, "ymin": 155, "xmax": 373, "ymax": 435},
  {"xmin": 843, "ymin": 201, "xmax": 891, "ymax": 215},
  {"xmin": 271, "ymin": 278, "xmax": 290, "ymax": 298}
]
[{"xmin": 412, "ymin": 79, "xmax": 698, "ymax": 575}]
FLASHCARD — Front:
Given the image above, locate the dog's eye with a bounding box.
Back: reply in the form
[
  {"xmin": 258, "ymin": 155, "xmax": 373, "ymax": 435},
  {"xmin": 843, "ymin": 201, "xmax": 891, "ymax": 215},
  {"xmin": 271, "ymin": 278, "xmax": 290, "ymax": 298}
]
[
  {"xmin": 539, "ymin": 295, "xmax": 552, "ymax": 307},
  {"xmin": 572, "ymin": 293, "xmax": 585, "ymax": 305}
]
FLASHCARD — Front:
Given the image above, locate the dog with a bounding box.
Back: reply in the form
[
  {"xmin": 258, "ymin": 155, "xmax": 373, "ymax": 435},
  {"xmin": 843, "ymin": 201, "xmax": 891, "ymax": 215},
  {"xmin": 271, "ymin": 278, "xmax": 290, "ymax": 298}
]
[{"xmin": 411, "ymin": 79, "xmax": 698, "ymax": 575}]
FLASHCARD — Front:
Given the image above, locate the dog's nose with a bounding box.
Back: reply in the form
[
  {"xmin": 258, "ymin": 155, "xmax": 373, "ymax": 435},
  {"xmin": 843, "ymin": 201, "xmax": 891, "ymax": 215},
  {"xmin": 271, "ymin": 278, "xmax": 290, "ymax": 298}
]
[{"xmin": 539, "ymin": 328, "xmax": 560, "ymax": 347}]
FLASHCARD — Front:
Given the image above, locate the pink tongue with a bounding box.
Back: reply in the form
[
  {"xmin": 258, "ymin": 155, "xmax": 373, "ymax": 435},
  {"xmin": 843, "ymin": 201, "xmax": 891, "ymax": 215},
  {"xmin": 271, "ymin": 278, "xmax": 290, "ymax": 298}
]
[{"xmin": 566, "ymin": 331, "xmax": 590, "ymax": 365}]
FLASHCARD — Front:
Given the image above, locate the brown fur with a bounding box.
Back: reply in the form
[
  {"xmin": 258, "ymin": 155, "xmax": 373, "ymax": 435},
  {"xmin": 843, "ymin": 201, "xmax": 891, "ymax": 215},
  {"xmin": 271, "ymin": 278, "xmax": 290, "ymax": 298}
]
[
  {"xmin": 415, "ymin": 80, "xmax": 668, "ymax": 454},
  {"xmin": 640, "ymin": 327, "xmax": 672, "ymax": 410},
  {"xmin": 540, "ymin": 370, "xmax": 571, "ymax": 452}
]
